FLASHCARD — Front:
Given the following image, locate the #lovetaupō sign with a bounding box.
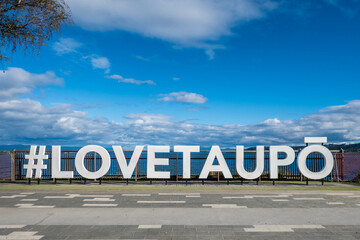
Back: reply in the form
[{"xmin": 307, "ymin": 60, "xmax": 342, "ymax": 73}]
[{"xmin": 24, "ymin": 137, "xmax": 333, "ymax": 180}]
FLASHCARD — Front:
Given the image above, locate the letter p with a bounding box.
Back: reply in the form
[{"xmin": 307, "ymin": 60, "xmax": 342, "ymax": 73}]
[{"xmin": 269, "ymin": 146, "xmax": 295, "ymax": 179}]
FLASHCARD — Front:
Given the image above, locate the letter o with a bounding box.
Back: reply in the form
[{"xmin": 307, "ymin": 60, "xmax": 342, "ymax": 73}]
[
  {"xmin": 297, "ymin": 145, "xmax": 334, "ymax": 180},
  {"xmin": 75, "ymin": 145, "xmax": 111, "ymax": 179}
]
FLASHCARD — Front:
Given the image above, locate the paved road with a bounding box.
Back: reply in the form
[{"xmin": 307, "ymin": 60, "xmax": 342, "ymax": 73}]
[{"xmin": 0, "ymin": 189, "xmax": 359, "ymax": 239}]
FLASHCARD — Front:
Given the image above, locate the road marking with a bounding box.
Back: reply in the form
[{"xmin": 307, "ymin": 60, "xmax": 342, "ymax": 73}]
[
  {"xmin": 45, "ymin": 194, "xmax": 114, "ymax": 199},
  {"xmin": 138, "ymin": 225, "xmax": 162, "ymax": 229},
  {"xmin": 137, "ymin": 201, "xmax": 186, "ymax": 204},
  {"xmin": 356, "ymin": 204, "xmax": 360, "ymax": 207},
  {"xmin": 0, "ymin": 225, "xmax": 25, "ymax": 229},
  {"xmin": 326, "ymin": 193, "xmax": 353, "ymax": 196},
  {"xmin": 272, "ymin": 199, "xmax": 289, "ymax": 202},
  {"xmin": 244, "ymin": 225, "xmax": 325, "ymax": 232},
  {"xmin": 251, "ymin": 195, "xmax": 291, "ymax": 198},
  {"xmin": 327, "ymin": 202, "xmax": 344, "ymax": 205},
  {"xmin": 202, "ymin": 204, "xmax": 247, "ymax": 208},
  {"xmin": 293, "ymin": 198, "xmax": 325, "ymax": 200},
  {"xmin": 186, "ymin": 195, "xmax": 200, "ymax": 198},
  {"xmin": 158, "ymin": 193, "xmax": 200, "ymax": 196},
  {"xmin": 223, "ymin": 196, "xmax": 253, "ymax": 199},
  {"xmin": 224, "ymin": 195, "xmax": 290, "ymax": 199},
  {"xmin": 15, "ymin": 204, "xmax": 54, "ymax": 208},
  {"xmin": 83, "ymin": 198, "xmax": 115, "ymax": 202},
  {"xmin": 0, "ymin": 195, "xmax": 27, "ymax": 199},
  {"xmin": 20, "ymin": 192, "xmax": 35, "ymax": 195},
  {"xmin": 20, "ymin": 199, "xmax": 38, "ymax": 202},
  {"xmin": 44, "ymin": 195, "xmax": 76, "ymax": 199},
  {"xmin": 122, "ymin": 194, "xmax": 151, "ymax": 197},
  {"xmin": 0, "ymin": 231, "xmax": 43, "ymax": 240},
  {"xmin": 74, "ymin": 194, "xmax": 114, "ymax": 198},
  {"xmin": 82, "ymin": 204, "xmax": 118, "ymax": 207}
]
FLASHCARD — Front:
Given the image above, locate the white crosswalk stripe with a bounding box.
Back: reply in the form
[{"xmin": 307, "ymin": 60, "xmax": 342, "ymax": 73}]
[
  {"xmin": 244, "ymin": 225, "xmax": 325, "ymax": 232},
  {"xmin": 0, "ymin": 231, "xmax": 43, "ymax": 239},
  {"xmin": 138, "ymin": 225, "xmax": 162, "ymax": 229},
  {"xmin": 202, "ymin": 204, "xmax": 247, "ymax": 208}
]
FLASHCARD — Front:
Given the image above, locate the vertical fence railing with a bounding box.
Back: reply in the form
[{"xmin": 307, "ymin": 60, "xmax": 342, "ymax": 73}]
[{"xmin": 12, "ymin": 149, "xmax": 345, "ymax": 182}]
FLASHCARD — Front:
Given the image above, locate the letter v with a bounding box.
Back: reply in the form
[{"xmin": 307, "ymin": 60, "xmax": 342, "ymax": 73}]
[{"xmin": 113, "ymin": 145, "xmax": 144, "ymax": 179}]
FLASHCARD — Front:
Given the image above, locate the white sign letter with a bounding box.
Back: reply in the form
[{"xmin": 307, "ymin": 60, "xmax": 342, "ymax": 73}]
[
  {"xmin": 174, "ymin": 145, "xmax": 200, "ymax": 179},
  {"xmin": 147, "ymin": 145, "xmax": 170, "ymax": 179},
  {"xmin": 52, "ymin": 146, "xmax": 73, "ymax": 179},
  {"xmin": 199, "ymin": 146, "xmax": 232, "ymax": 179},
  {"xmin": 297, "ymin": 145, "xmax": 334, "ymax": 180},
  {"xmin": 270, "ymin": 146, "xmax": 295, "ymax": 179},
  {"xmin": 75, "ymin": 145, "xmax": 111, "ymax": 179},
  {"xmin": 113, "ymin": 145, "xmax": 144, "ymax": 179},
  {"xmin": 236, "ymin": 146, "xmax": 264, "ymax": 180}
]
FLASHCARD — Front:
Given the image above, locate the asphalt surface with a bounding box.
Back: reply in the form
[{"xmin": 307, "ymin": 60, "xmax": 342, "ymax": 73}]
[{"xmin": 0, "ymin": 189, "xmax": 359, "ymax": 239}]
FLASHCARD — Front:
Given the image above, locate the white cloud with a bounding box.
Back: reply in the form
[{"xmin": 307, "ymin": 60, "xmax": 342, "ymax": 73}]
[
  {"xmin": 1, "ymin": 68, "xmax": 360, "ymax": 147},
  {"xmin": 205, "ymin": 49, "xmax": 215, "ymax": 60},
  {"xmin": 172, "ymin": 77, "xmax": 180, "ymax": 81},
  {"xmin": 186, "ymin": 107, "xmax": 207, "ymax": 111},
  {"xmin": 0, "ymin": 98, "xmax": 120, "ymax": 145},
  {"xmin": 158, "ymin": 91, "xmax": 208, "ymax": 104},
  {"xmin": 66, "ymin": 0, "xmax": 277, "ymax": 55},
  {"xmin": 0, "ymin": 67, "xmax": 63, "ymax": 100},
  {"xmin": 90, "ymin": 56, "xmax": 111, "ymax": 73},
  {"xmin": 125, "ymin": 113, "xmax": 172, "ymax": 126},
  {"xmin": 53, "ymin": 38, "xmax": 83, "ymax": 55},
  {"xmin": 52, "ymin": 39, "xmax": 111, "ymax": 74},
  {"xmin": 1, "ymin": 91, "xmax": 360, "ymax": 147},
  {"xmin": 322, "ymin": 0, "xmax": 360, "ymax": 17},
  {"xmin": 135, "ymin": 55, "xmax": 150, "ymax": 62},
  {"xmin": 106, "ymin": 74, "xmax": 155, "ymax": 86}
]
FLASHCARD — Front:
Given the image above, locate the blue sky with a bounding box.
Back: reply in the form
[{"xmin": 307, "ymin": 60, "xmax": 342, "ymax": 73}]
[{"xmin": 1, "ymin": 0, "xmax": 360, "ymax": 147}]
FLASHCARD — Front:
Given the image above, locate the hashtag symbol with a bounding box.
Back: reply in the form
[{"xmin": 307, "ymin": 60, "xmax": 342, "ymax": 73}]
[{"xmin": 24, "ymin": 146, "xmax": 48, "ymax": 179}]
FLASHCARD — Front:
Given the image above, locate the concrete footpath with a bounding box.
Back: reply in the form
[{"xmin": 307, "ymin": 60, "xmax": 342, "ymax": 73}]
[{"xmin": 1, "ymin": 207, "xmax": 360, "ymax": 226}]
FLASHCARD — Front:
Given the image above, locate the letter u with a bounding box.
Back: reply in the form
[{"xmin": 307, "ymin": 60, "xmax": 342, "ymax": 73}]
[{"xmin": 236, "ymin": 146, "xmax": 264, "ymax": 180}]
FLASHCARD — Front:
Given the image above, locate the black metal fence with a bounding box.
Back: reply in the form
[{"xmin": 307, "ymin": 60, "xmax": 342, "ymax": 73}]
[
  {"xmin": 12, "ymin": 149, "xmax": 344, "ymax": 181},
  {"xmin": 0, "ymin": 152, "xmax": 11, "ymax": 180}
]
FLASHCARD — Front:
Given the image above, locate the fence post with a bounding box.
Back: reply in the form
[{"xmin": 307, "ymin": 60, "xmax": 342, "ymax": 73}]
[
  {"xmin": 340, "ymin": 149, "xmax": 344, "ymax": 181},
  {"xmin": 176, "ymin": 152, "xmax": 178, "ymax": 182},
  {"xmin": 135, "ymin": 165, "xmax": 138, "ymax": 182},
  {"xmin": 11, "ymin": 149, "xmax": 16, "ymax": 181},
  {"xmin": 94, "ymin": 152, "xmax": 97, "ymax": 171},
  {"xmin": 18, "ymin": 154, "xmax": 22, "ymax": 180},
  {"xmin": 217, "ymin": 172, "xmax": 220, "ymax": 182},
  {"xmin": 94, "ymin": 152, "xmax": 97, "ymax": 181}
]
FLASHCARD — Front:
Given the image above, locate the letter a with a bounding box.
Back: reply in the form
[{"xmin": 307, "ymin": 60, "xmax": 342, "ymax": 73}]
[{"xmin": 199, "ymin": 146, "xmax": 232, "ymax": 179}]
